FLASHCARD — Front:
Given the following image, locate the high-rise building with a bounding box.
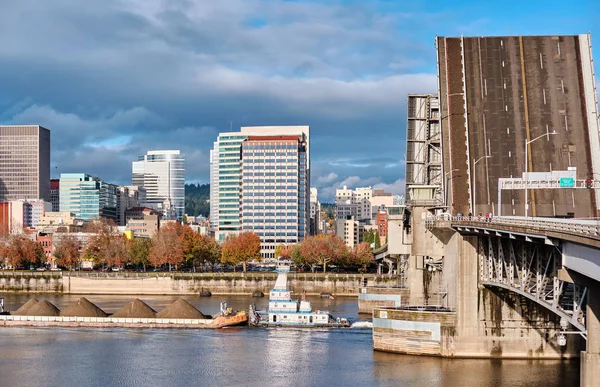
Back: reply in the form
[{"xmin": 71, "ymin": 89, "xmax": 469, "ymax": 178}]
[
  {"xmin": 210, "ymin": 126, "xmax": 310, "ymax": 256},
  {"xmin": 241, "ymin": 135, "xmax": 308, "ymax": 258},
  {"xmin": 309, "ymin": 187, "xmax": 321, "ymax": 235},
  {"xmin": 0, "ymin": 125, "xmax": 50, "ymax": 202},
  {"xmin": 132, "ymin": 150, "xmax": 185, "ymax": 221},
  {"xmin": 50, "ymin": 179, "xmax": 60, "ymax": 212},
  {"xmin": 336, "ymin": 216, "xmax": 361, "ymax": 248},
  {"xmin": 59, "ymin": 173, "xmax": 118, "ymax": 221}
]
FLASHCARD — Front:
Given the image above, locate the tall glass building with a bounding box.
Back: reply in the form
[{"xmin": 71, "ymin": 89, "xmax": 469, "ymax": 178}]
[
  {"xmin": 0, "ymin": 125, "xmax": 50, "ymax": 202},
  {"xmin": 132, "ymin": 150, "xmax": 185, "ymax": 221},
  {"xmin": 59, "ymin": 173, "xmax": 118, "ymax": 221},
  {"xmin": 210, "ymin": 126, "xmax": 310, "ymax": 259}
]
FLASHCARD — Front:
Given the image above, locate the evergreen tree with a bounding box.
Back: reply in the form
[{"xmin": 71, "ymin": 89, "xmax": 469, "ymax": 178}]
[{"xmin": 374, "ymin": 233, "xmax": 381, "ymax": 249}]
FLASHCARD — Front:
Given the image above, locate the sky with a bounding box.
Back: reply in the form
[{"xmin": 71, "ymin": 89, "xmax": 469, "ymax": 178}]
[{"xmin": 0, "ymin": 0, "xmax": 598, "ymax": 202}]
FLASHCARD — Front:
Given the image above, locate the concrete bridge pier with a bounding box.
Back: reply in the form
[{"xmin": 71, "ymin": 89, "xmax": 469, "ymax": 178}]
[{"xmin": 581, "ymin": 282, "xmax": 600, "ymax": 387}]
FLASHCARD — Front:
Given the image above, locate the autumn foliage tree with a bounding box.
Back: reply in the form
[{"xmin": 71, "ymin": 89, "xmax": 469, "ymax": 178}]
[
  {"xmin": 148, "ymin": 223, "xmax": 185, "ymax": 271},
  {"xmin": 300, "ymin": 235, "xmax": 348, "ymax": 273},
  {"xmin": 5, "ymin": 235, "xmax": 45, "ymax": 269},
  {"xmin": 54, "ymin": 234, "xmax": 81, "ymax": 270},
  {"xmin": 221, "ymin": 232, "xmax": 261, "ymax": 272},
  {"xmin": 352, "ymin": 242, "xmax": 374, "ymax": 272},
  {"xmin": 182, "ymin": 227, "xmax": 221, "ymax": 270},
  {"xmin": 83, "ymin": 218, "xmax": 129, "ymax": 268}
]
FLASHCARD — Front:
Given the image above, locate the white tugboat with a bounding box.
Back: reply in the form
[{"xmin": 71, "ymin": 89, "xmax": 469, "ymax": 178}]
[{"xmin": 249, "ymin": 259, "xmax": 350, "ymax": 327}]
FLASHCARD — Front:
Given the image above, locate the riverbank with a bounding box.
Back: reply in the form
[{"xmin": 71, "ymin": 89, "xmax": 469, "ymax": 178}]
[{"xmin": 0, "ymin": 271, "xmax": 401, "ymax": 295}]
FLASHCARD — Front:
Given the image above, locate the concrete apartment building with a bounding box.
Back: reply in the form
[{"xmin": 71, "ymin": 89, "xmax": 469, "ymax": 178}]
[
  {"xmin": 336, "ymin": 216, "xmax": 361, "ymax": 248},
  {"xmin": 36, "ymin": 212, "xmax": 85, "ymax": 234},
  {"xmin": 59, "ymin": 173, "xmax": 118, "ymax": 221},
  {"xmin": 210, "ymin": 126, "xmax": 310, "ymax": 258},
  {"xmin": 0, "ymin": 125, "xmax": 51, "ymax": 202},
  {"xmin": 125, "ymin": 207, "xmax": 160, "ymax": 238},
  {"xmin": 132, "ymin": 150, "xmax": 185, "ymax": 221}
]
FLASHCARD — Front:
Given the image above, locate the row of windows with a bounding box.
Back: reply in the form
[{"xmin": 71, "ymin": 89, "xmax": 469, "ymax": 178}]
[
  {"xmin": 243, "ymin": 212, "xmax": 298, "ymax": 217},
  {"xmin": 244, "ymin": 144, "xmax": 297, "ymax": 150},
  {"xmin": 244, "ymin": 218, "xmax": 298, "ymax": 223},
  {"xmin": 243, "ymin": 205, "xmax": 297, "ymax": 210},
  {"xmin": 243, "ymin": 192, "xmax": 299, "ymax": 197},
  {"xmin": 242, "ymin": 225, "xmax": 298, "ymax": 230},
  {"xmin": 243, "ymin": 199, "xmax": 294, "ymax": 203}
]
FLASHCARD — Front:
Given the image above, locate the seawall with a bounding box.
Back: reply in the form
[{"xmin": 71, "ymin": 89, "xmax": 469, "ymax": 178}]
[{"xmin": 0, "ymin": 272, "xmax": 400, "ymax": 296}]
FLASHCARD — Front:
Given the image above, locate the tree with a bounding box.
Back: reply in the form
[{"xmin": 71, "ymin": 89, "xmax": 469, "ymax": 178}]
[
  {"xmin": 183, "ymin": 229, "xmax": 220, "ymax": 271},
  {"xmin": 182, "ymin": 215, "xmax": 188, "ymax": 224},
  {"xmin": 351, "ymin": 242, "xmax": 374, "ymax": 272},
  {"xmin": 129, "ymin": 237, "xmax": 152, "ymax": 272},
  {"xmin": 149, "ymin": 223, "xmax": 185, "ymax": 271},
  {"xmin": 221, "ymin": 232, "xmax": 261, "ymax": 272},
  {"xmin": 54, "ymin": 234, "xmax": 81, "ymax": 270},
  {"xmin": 274, "ymin": 244, "xmax": 286, "ymax": 259},
  {"xmin": 6, "ymin": 235, "xmax": 45, "ymax": 269},
  {"xmin": 300, "ymin": 235, "xmax": 348, "ymax": 273},
  {"xmin": 374, "ymin": 232, "xmax": 381, "ymax": 249},
  {"xmin": 83, "ymin": 218, "xmax": 129, "ymax": 268},
  {"xmin": 385, "ymin": 235, "xmax": 388, "ymax": 245}
]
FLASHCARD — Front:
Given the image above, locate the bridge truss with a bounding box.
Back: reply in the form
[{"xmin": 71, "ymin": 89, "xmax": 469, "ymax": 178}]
[{"xmin": 478, "ymin": 235, "xmax": 587, "ymax": 333}]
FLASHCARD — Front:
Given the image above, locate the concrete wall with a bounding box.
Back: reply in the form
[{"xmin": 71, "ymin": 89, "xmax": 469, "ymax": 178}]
[
  {"xmin": 0, "ymin": 272, "xmax": 399, "ymax": 295},
  {"xmin": 358, "ymin": 287, "xmax": 409, "ymax": 314},
  {"xmin": 373, "ymin": 308, "xmax": 456, "ymax": 355}
]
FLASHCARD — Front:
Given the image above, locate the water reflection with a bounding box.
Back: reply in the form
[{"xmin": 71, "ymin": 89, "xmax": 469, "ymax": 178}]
[{"xmin": 0, "ymin": 295, "xmax": 579, "ymax": 387}]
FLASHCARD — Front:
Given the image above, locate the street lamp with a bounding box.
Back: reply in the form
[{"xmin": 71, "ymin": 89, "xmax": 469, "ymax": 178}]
[
  {"xmin": 472, "ymin": 155, "xmax": 491, "ymax": 216},
  {"xmin": 525, "ymin": 131, "xmax": 557, "ymax": 217}
]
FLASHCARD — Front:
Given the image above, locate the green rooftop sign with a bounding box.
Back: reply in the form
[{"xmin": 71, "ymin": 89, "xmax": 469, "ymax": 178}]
[{"xmin": 559, "ymin": 178, "xmax": 575, "ymax": 187}]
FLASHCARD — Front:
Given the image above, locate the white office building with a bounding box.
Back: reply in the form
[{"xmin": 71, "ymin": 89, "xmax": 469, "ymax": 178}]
[
  {"xmin": 210, "ymin": 126, "xmax": 310, "ymax": 258},
  {"xmin": 132, "ymin": 150, "xmax": 185, "ymax": 221},
  {"xmin": 309, "ymin": 187, "xmax": 321, "ymax": 235},
  {"xmin": 335, "ymin": 186, "xmax": 372, "ymax": 221}
]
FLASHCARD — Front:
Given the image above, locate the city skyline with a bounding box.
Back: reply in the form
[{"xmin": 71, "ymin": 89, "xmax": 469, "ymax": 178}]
[{"xmin": 2, "ymin": 1, "xmax": 597, "ymax": 202}]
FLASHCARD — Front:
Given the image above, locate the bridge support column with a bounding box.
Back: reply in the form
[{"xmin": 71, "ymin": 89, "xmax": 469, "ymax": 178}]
[{"xmin": 582, "ymin": 282, "xmax": 600, "ymax": 387}]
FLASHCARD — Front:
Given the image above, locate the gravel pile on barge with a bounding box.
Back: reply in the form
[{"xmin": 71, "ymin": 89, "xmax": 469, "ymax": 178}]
[
  {"xmin": 24, "ymin": 300, "xmax": 60, "ymax": 316},
  {"xmin": 156, "ymin": 298, "xmax": 210, "ymax": 319},
  {"xmin": 13, "ymin": 298, "xmax": 39, "ymax": 315},
  {"xmin": 60, "ymin": 298, "xmax": 107, "ymax": 318},
  {"xmin": 111, "ymin": 299, "xmax": 156, "ymax": 318}
]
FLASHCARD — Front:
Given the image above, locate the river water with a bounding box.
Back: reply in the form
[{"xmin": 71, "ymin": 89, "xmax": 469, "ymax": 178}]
[{"xmin": 0, "ymin": 294, "xmax": 579, "ymax": 387}]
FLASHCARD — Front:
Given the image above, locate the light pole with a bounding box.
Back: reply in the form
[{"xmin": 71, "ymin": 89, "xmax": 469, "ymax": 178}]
[
  {"xmin": 472, "ymin": 155, "xmax": 491, "ymax": 216},
  {"xmin": 525, "ymin": 131, "xmax": 557, "ymax": 217}
]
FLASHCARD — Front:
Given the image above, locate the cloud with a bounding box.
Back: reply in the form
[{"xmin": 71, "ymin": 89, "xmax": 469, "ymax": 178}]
[{"xmin": 0, "ymin": 0, "xmax": 440, "ymax": 192}]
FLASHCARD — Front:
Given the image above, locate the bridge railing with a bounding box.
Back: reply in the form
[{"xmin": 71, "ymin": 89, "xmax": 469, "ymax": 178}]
[{"xmin": 427, "ymin": 215, "xmax": 600, "ymax": 239}]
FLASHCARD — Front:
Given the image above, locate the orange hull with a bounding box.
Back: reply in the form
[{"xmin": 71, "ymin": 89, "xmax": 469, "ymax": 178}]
[{"xmin": 210, "ymin": 313, "xmax": 248, "ymax": 328}]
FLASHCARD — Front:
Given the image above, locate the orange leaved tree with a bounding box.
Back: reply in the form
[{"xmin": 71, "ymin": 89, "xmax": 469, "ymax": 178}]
[
  {"xmin": 148, "ymin": 223, "xmax": 185, "ymax": 271},
  {"xmin": 300, "ymin": 234, "xmax": 348, "ymax": 273},
  {"xmin": 351, "ymin": 242, "xmax": 374, "ymax": 272},
  {"xmin": 54, "ymin": 234, "xmax": 81, "ymax": 270},
  {"xmin": 221, "ymin": 232, "xmax": 261, "ymax": 272}
]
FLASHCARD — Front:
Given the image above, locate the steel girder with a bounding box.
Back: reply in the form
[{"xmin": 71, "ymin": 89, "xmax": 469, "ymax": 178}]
[{"xmin": 478, "ymin": 235, "xmax": 587, "ymax": 333}]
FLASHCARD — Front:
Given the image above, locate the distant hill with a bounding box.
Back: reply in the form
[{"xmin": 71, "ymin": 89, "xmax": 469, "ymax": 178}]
[
  {"xmin": 185, "ymin": 183, "xmax": 210, "ymax": 217},
  {"xmin": 321, "ymin": 203, "xmax": 334, "ymax": 219}
]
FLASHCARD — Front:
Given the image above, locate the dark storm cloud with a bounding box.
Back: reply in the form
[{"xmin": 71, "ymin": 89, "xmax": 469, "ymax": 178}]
[{"xmin": 0, "ymin": 0, "xmax": 438, "ymax": 200}]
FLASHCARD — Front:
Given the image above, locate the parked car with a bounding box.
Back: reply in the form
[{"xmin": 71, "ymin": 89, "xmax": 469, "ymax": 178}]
[{"xmin": 36, "ymin": 267, "xmax": 46, "ymax": 271}]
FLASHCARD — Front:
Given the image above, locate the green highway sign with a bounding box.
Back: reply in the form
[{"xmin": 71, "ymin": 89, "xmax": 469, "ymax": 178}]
[{"xmin": 559, "ymin": 178, "xmax": 575, "ymax": 187}]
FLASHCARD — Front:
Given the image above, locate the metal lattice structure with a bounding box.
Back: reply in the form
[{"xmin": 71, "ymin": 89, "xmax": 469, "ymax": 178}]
[
  {"xmin": 478, "ymin": 235, "xmax": 587, "ymax": 333},
  {"xmin": 405, "ymin": 94, "xmax": 442, "ymax": 202}
]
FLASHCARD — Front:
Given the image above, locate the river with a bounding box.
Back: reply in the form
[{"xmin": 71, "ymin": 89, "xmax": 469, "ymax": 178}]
[{"xmin": 0, "ymin": 294, "xmax": 579, "ymax": 387}]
